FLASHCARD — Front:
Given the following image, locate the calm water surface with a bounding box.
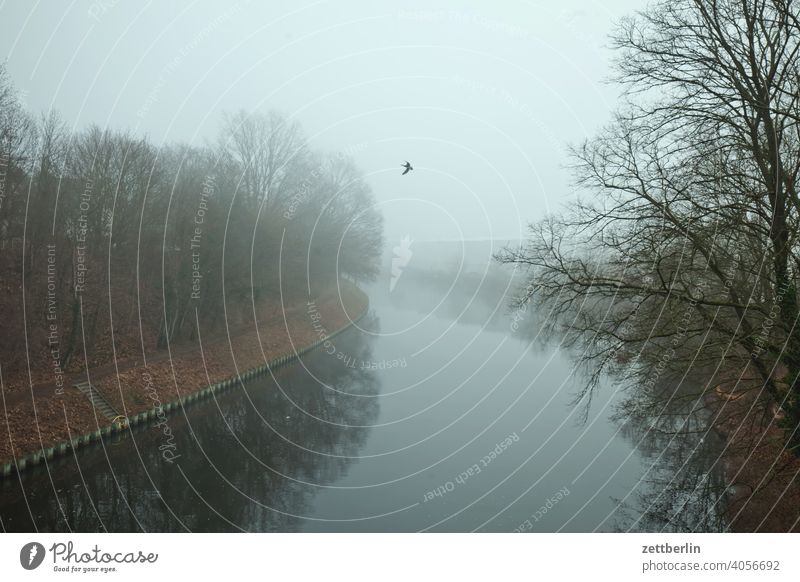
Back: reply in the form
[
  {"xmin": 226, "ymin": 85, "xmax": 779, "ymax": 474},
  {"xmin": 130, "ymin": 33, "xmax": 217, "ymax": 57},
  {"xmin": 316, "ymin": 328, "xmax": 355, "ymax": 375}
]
[{"xmin": 0, "ymin": 282, "xmax": 653, "ymax": 532}]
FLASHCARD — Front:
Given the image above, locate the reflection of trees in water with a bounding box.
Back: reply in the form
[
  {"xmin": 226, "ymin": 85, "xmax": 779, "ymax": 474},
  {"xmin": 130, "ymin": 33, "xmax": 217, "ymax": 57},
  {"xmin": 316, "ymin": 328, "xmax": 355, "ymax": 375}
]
[
  {"xmin": 504, "ymin": 283, "xmax": 731, "ymax": 533},
  {"xmin": 0, "ymin": 326, "xmax": 380, "ymax": 532},
  {"xmin": 612, "ymin": 372, "xmax": 728, "ymax": 532}
]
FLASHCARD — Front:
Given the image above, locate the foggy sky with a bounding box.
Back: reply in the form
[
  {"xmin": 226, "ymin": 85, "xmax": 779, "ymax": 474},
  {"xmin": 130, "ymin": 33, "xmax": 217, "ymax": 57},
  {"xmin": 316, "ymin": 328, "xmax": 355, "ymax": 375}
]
[{"xmin": 1, "ymin": 0, "xmax": 644, "ymax": 245}]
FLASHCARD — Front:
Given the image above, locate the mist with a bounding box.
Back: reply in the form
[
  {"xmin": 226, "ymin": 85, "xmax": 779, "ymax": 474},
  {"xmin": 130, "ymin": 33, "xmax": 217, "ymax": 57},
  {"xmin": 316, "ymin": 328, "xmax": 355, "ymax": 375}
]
[
  {"xmin": 4, "ymin": 0, "xmax": 799, "ymax": 547},
  {"xmin": 1, "ymin": 0, "xmax": 639, "ymax": 245}
]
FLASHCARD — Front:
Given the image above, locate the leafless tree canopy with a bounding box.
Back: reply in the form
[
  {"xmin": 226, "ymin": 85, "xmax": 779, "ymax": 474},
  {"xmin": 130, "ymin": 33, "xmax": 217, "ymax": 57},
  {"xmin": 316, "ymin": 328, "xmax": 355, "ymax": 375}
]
[
  {"xmin": 0, "ymin": 63, "xmax": 382, "ymax": 373},
  {"xmin": 498, "ymin": 0, "xmax": 800, "ymax": 449}
]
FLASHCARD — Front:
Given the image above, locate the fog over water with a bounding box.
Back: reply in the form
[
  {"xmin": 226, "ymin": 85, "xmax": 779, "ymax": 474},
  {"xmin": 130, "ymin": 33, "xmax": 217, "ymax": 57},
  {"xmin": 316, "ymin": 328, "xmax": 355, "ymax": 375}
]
[
  {"xmin": 0, "ymin": 259, "xmax": 658, "ymax": 532},
  {"xmin": 1, "ymin": 0, "xmax": 745, "ymax": 536}
]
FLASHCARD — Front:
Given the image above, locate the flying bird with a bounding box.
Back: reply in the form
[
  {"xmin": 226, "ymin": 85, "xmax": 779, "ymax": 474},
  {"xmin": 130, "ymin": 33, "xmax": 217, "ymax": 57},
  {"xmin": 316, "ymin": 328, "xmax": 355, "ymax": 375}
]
[{"xmin": 401, "ymin": 161, "xmax": 413, "ymax": 175}]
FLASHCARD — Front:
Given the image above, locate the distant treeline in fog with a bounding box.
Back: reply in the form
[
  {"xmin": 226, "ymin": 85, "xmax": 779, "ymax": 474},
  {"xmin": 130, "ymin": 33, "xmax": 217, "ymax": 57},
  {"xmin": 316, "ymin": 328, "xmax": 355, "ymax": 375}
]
[{"xmin": 388, "ymin": 256, "xmax": 522, "ymax": 330}]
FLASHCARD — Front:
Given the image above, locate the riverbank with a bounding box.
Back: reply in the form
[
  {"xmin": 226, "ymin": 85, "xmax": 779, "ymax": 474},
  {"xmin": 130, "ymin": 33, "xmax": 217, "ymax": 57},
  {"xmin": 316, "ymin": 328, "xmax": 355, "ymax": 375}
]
[
  {"xmin": 710, "ymin": 375, "xmax": 800, "ymax": 532},
  {"xmin": 0, "ymin": 281, "xmax": 368, "ymax": 469}
]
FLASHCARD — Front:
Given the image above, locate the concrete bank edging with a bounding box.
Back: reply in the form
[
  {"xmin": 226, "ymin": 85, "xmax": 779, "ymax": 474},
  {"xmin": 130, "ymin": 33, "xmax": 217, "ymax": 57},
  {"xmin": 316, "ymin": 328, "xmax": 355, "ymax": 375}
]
[{"xmin": 1, "ymin": 300, "xmax": 369, "ymax": 478}]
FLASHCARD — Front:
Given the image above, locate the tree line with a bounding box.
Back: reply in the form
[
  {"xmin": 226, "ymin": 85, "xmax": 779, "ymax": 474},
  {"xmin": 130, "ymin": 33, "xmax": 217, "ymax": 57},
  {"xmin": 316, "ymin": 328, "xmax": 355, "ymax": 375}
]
[{"xmin": 0, "ymin": 64, "xmax": 382, "ymax": 375}]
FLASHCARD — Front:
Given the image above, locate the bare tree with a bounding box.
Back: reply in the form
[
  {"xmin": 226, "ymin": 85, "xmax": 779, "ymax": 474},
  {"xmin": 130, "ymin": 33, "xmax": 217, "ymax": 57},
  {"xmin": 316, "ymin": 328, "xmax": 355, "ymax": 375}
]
[
  {"xmin": 0, "ymin": 65, "xmax": 383, "ymax": 380},
  {"xmin": 0, "ymin": 63, "xmax": 36, "ymax": 248},
  {"xmin": 498, "ymin": 0, "xmax": 800, "ymax": 450},
  {"xmin": 219, "ymin": 110, "xmax": 307, "ymax": 211}
]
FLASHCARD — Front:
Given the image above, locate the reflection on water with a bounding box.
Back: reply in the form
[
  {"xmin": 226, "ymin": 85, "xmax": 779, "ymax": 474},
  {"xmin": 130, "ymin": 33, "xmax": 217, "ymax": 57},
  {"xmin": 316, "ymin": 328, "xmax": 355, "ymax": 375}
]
[
  {"xmin": 0, "ymin": 319, "xmax": 381, "ymax": 532},
  {"xmin": 0, "ymin": 273, "xmax": 725, "ymax": 532},
  {"xmin": 612, "ymin": 385, "xmax": 728, "ymax": 533}
]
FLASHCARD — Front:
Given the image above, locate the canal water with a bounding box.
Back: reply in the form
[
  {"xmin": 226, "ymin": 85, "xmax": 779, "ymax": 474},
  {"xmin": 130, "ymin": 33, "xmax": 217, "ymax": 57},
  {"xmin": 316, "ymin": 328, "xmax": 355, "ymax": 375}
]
[{"xmin": 1, "ymin": 278, "xmax": 673, "ymax": 532}]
